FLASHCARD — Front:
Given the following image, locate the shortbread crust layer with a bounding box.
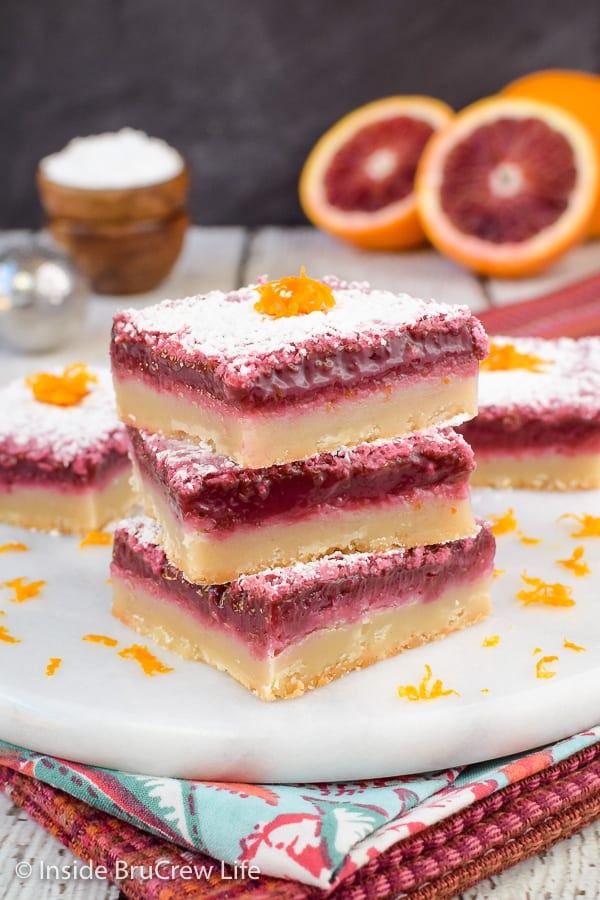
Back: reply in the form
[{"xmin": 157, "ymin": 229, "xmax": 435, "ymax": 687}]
[
  {"xmin": 112, "ymin": 576, "xmax": 492, "ymax": 701},
  {"xmin": 470, "ymin": 452, "xmax": 600, "ymax": 491},
  {"xmin": 135, "ymin": 464, "xmax": 475, "ymax": 582},
  {"xmin": 111, "ymin": 517, "xmax": 495, "ymax": 699},
  {"xmin": 114, "ymin": 370, "xmax": 478, "ymax": 467},
  {"xmin": 0, "ymin": 467, "xmax": 134, "ymax": 533}
]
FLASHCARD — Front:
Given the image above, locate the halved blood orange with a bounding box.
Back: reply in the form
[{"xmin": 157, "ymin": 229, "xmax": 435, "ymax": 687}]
[
  {"xmin": 502, "ymin": 69, "xmax": 600, "ymax": 237},
  {"xmin": 416, "ymin": 97, "xmax": 598, "ymax": 277},
  {"xmin": 299, "ymin": 97, "xmax": 453, "ymax": 250}
]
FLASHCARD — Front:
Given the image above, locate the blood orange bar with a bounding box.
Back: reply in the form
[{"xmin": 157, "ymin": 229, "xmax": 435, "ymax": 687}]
[
  {"xmin": 111, "ymin": 276, "xmax": 488, "ymax": 467},
  {"xmin": 111, "ymin": 516, "xmax": 495, "ymax": 701},
  {"xmin": 0, "ymin": 369, "xmax": 133, "ymax": 533},
  {"xmin": 459, "ymin": 336, "xmax": 600, "ymax": 490},
  {"xmin": 128, "ymin": 425, "xmax": 477, "ymax": 583}
]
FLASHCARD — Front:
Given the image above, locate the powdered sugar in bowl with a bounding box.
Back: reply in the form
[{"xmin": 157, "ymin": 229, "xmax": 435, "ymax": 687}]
[{"xmin": 37, "ymin": 129, "xmax": 190, "ymax": 295}]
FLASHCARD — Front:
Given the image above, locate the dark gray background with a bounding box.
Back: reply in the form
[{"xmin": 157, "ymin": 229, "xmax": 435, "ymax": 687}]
[{"xmin": 2, "ymin": 0, "xmax": 599, "ymax": 227}]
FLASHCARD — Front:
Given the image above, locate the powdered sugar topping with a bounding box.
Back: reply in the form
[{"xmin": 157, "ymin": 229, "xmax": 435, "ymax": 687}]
[
  {"xmin": 135, "ymin": 425, "xmax": 471, "ymax": 494},
  {"xmin": 0, "ymin": 368, "xmax": 128, "ymax": 466},
  {"xmin": 113, "ymin": 282, "xmax": 482, "ymax": 386},
  {"xmin": 479, "ymin": 337, "xmax": 600, "ymax": 416}
]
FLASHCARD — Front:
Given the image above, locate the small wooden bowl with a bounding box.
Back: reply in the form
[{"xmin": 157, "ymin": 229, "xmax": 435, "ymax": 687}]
[
  {"xmin": 38, "ymin": 161, "xmax": 190, "ymax": 293},
  {"xmin": 37, "ymin": 164, "xmax": 190, "ymax": 223},
  {"xmin": 49, "ymin": 210, "xmax": 190, "ymax": 295}
]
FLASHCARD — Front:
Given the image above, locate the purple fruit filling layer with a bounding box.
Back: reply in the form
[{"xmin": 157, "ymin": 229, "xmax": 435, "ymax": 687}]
[
  {"xmin": 0, "ymin": 449, "xmax": 130, "ymax": 491},
  {"xmin": 128, "ymin": 426, "xmax": 474, "ymax": 531},
  {"xmin": 111, "ymin": 280, "xmax": 487, "ymax": 409},
  {"xmin": 459, "ymin": 418, "xmax": 600, "ymax": 455},
  {"xmin": 112, "ymin": 517, "xmax": 495, "ymax": 656}
]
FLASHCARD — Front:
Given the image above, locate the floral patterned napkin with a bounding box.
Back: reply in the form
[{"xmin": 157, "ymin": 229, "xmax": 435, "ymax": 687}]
[{"xmin": 1, "ymin": 727, "xmax": 598, "ymax": 890}]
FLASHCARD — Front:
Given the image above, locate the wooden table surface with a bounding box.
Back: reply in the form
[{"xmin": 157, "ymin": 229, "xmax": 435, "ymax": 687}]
[{"xmin": 0, "ymin": 225, "xmax": 598, "ymax": 899}]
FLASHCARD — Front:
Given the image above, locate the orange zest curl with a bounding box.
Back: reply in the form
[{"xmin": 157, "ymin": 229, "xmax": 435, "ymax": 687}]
[
  {"xmin": 0, "ymin": 543, "xmax": 29, "ymax": 554},
  {"xmin": 559, "ymin": 513, "xmax": 600, "ymax": 538},
  {"xmin": 80, "ymin": 531, "xmax": 113, "ymax": 549},
  {"xmin": 519, "ymin": 533, "xmax": 541, "ymax": 546},
  {"xmin": 398, "ymin": 664, "xmax": 459, "ymax": 701},
  {"xmin": 0, "ymin": 626, "xmax": 20, "ymax": 644},
  {"xmin": 2, "ymin": 577, "xmax": 45, "ymax": 604},
  {"xmin": 46, "ymin": 657, "xmax": 62, "ymax": 677},
  {"xmin": 557, "ymin": 546, "xmax": 590, "ymax": 577},
  {"xmin": 563, "ymin": 638, "xmax": 587, "ymax": 653},
  {"xmin": 254, "ymin": 268, "xmax": 335, "ymax": 318},
  {"xmin": 536, "ymin": 655, "xmax": 558, "ymax": 679},
  {"xmin": 481, "ymin": 342, "xmax": 551, "ymax": 373},
  {"xmin": 482, "ymin": 635, "xmax": 500, "ymax": 647},
  {"xmin": 517, "ymin": 572, "xmax": 575, "ymax": 607},
  {"xmin": 118, "ymin": 644, "xmax": 174, "ymax": 677},
  {"xmin": 26, "ymin": 363, "xmax": 97, "ymax": 407},
  {"xmin": 489, "ymin": 508, "xmax": 518, "ymax": 536},
  {"xmin": 82, "ymin": 634, "xmax": 119, "ymax": 647},
  {"xmin": 493, "ymin": 568, "xmax": 506, "ymax": 580}
]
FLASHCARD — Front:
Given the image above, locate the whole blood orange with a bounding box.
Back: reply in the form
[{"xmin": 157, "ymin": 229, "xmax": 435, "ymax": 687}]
[
  {"xmin": 416, "ymin": 97, "xmax": 598, "ymax": 277},
  {"xmin": 299, "ymin": 97, "xmax": 453, "ymax": 250},
  {"xmin": 503, "ymin": 69, "xmax": 600, "ymax": 236}
]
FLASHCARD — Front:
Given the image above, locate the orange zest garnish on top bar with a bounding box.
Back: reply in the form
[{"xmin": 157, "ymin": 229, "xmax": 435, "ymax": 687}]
[
  {"xmin": 46, "ymin": 657, "xmax": 62, "ymax": 677},
  {"xmin": 398, "ymin": 664, "xmax": 459, "ymax": 701},
  {"xmin": 26, "ymin": 363, "xmax": 97, "ymax": 407},
  {"xmin": 516, "ymin": 572, "xmax": 575, "ymax": 608},
  {"xmin": 563, "ymin": 638, "xmax": 587, "ymax": 653},
  {"xmin": 489, "ymin": 508, "xmax": 518, "ymax": 536},
  {"xmin": 558, "ymin": 513, "xmax": 600, "ymax": 538},
  {"xmin": 0, "ymin": 626, "xmax": 20, "ymax": 644},
  {"xmin": 2, "ymin": 577, "xmax": 45, "ymax": 604},
  {"xmin": 254, "ymin": 268, "xmax": 335, "ymax": 318},
  {"xmin": 536, "ymin": 655, "xmax": 558, "ymax": 679},
  {"xmin": 79, "ymin": 531, "xmax": 113, "ymax": 549},
  {"xmin": 557, "ymin": 546, "xmax": 590, "ymax": 577},
  {"xmin": 118, "ymin": 644, "xmax": 174, "ymax": 677},
  {"xmin": 0, "ymin": 543, "xmax": 29, "ymax": 554},
  {"xmin": 82, "ymin": 634, "xmax": 119, "ymax": 647},
  {"xmin": 481, "ymin": 341, "xmax": 551, "ymax": 373}
]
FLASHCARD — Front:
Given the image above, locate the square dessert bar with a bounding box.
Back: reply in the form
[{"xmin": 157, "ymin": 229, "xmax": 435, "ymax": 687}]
[
  {"xmin": 128, "ymin": 425, "xmax": 477, "ymax": 583},
  {"xmin": 0, "ymin": 368, "xmax": 133, "ymax": 533},
  {"xmin": 459, "ymin": 336, "xmax": 600, "ymax": 490},
  {"xmin": 111, "ymin": 516, "xmax": 495, "ymax": 701},
  {"xmin": 111, "ymin": 277, "xmax": 488, "ymax": 467}
]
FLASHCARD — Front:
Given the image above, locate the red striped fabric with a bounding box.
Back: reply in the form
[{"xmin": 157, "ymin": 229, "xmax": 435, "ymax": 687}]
[{"xmin": 478, "ymin": 270, "xmax": 600, "ymax": 338}]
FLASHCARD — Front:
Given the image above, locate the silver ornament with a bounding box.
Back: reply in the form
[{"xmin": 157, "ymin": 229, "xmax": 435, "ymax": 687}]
[{"xmin": 0, "ymin": 238, "xmax": 88, "ymax": 353}]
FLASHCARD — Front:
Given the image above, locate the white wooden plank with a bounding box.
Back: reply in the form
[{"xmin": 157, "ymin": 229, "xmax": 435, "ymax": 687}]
[
  {"xmin": 0, "ymin": 226, "xmax": 246, "ymax": 381},
  {"xmin": 0, "ymin": 794, "xmax": 117, "ymax": 899},
  {"xmin": 487, "ymin": 239, "xmax": 600, "ymax": 305},
  {"xmin": 245, "ymin": 227, "xmax": 490, "ymax": 311}
]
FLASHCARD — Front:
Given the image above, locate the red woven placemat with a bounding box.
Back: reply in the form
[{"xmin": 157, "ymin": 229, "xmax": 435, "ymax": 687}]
[{"xmin": 2, "ymin": 742, "xmax": 599, "ymax": 899}]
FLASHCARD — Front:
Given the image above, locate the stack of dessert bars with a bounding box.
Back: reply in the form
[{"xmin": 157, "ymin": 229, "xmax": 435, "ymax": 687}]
[{"xmin": 109, "ymin": 274, "xmax": 495, "ymax": 701}]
